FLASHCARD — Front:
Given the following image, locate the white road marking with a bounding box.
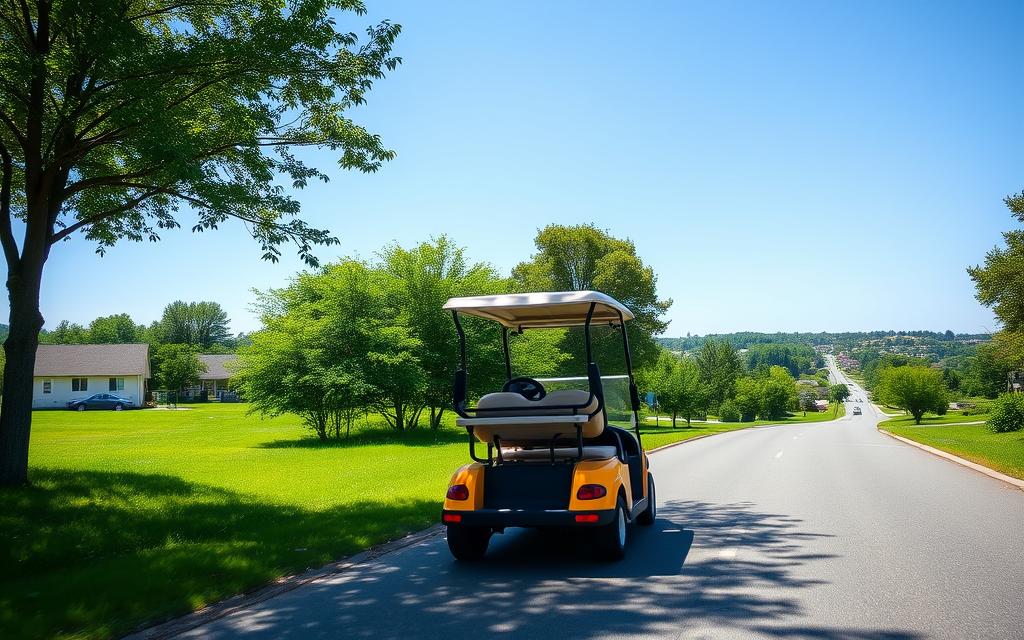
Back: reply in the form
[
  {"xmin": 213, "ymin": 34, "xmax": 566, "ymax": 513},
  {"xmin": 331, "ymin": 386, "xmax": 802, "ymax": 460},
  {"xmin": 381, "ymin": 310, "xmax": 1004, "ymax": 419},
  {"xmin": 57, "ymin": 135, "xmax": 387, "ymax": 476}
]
[{"xmin": 774, "ymin": 450, "xmax": 784, "ymax": 459}]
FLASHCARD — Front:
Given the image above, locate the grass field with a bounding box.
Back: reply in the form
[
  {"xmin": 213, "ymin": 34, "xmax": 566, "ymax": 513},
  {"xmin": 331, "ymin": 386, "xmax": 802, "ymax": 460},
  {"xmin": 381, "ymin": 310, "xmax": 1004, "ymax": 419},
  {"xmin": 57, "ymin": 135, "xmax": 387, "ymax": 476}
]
[
  {"xmin": 2, "ymin": 402, "xmax": 844, "ymax": 639},
  {"xmin": 881, "ymin": 420, "xmax": 1024, "ymax": 480}
]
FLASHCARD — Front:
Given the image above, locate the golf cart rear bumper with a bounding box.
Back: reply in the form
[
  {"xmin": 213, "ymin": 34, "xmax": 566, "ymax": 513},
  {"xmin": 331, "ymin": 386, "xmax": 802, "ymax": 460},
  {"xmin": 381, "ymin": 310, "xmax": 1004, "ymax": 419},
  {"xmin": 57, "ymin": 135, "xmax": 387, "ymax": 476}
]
[{"xmin": 441, "ymin": 508, "xmax": 616, "ymax": 528}]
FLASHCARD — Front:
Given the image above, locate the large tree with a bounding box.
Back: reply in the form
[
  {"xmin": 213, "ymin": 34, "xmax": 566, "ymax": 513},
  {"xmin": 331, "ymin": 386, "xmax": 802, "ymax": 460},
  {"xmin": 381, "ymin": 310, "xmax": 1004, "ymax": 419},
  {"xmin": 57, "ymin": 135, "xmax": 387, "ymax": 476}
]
[
  {"xmin": 512, "ymin": 224, "xmax": 671, "ymax": 373},
  {"xmin": 968, "ymin": 192, "xmax": 1024, "ymax": 332},
  {"xmin": 378, "ymin": 236, "xmax": 507, "ymax": 430},
  {"xmin": 157, "ymin": 300, "xmax": 232, "ymax": 349},
  {"xmin": 237, "ymin": 260, "xmax": 419, "ymax": 438},
  {"xmin": 0, "ymin": 0, "xmax": 400, "ymax": 484},
  {"xmin": 696, "ymin": 338, "xmax": 742, "ymax": 409},
  {"xmin": 877, "ymin": 366, "xmax": 948, "ymax": 424}
]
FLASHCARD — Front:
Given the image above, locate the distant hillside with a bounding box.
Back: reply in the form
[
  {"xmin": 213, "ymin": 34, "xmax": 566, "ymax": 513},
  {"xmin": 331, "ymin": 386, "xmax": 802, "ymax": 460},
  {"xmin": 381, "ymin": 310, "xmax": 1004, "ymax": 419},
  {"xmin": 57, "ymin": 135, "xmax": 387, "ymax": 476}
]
[
  {"xmin": 657, "ymin": 331, "xmax": 991, "ymax": 363},
  {"xmin": 0, "ymin": 323, "xmax": 6, "ymax": 341}
]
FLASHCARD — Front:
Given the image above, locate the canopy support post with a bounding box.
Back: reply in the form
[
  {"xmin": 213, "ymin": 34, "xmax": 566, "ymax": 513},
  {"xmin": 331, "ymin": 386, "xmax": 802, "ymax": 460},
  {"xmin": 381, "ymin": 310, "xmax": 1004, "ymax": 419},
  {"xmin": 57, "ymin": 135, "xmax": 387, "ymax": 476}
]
[
  {"xmin": 618, "ymin": 310, "xmax": 643, "ymax": 447},
  {"xmin": 501, "ymin": 326, "xmax": 512, "ymax": 381}
]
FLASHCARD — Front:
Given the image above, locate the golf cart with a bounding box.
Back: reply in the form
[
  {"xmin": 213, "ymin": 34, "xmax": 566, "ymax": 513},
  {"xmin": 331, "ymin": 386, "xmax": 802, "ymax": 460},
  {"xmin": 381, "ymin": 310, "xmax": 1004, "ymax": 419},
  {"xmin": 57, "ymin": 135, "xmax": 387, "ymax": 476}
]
[{"xmin": 440, "ymin": 291, "xmax": 656, "ymax": 561}]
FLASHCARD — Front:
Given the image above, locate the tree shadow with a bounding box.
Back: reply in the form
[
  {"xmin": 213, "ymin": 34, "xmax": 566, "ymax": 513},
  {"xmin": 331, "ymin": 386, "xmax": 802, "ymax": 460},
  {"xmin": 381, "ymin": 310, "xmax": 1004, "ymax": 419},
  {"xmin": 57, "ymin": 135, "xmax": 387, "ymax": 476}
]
[
  {"xmin": 207, "ymin": 500, "xmax": 925, "ymax": 640},
  {"xmin": 0, "ymin": 468, "xmax": 440, "ymax": 640},
  {"xmin": 257, "ymin": 427, "xmax": 467, "ymax": 449}
]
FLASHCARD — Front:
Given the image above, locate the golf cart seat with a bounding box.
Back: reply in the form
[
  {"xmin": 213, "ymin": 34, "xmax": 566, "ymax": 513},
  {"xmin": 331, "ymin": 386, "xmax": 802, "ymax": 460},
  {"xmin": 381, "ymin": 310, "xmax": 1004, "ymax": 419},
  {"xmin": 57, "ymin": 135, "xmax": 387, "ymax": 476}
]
[
  {"xmin": 457, "ymin": 389, "xmax": 605, "ymax": 443},
  {"xmin": 501, "ymin": 446, "xmax": 618, "ymax": 462}
]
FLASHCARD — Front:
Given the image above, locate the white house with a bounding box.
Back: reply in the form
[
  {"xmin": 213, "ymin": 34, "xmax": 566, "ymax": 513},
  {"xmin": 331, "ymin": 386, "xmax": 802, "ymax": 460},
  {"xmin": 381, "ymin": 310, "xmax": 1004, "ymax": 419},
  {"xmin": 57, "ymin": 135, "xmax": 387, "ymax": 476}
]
[{"xmin": 33, "ymin": 344, "xmax": 150, "ymax": 409}]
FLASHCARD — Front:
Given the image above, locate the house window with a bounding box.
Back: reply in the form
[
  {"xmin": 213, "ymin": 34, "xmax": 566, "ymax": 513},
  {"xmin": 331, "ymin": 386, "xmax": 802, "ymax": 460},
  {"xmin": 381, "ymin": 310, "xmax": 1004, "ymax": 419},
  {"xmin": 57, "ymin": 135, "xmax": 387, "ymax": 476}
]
[
  {"xmin": 72, "ymin": 378, "xmax": 88, "ymax": 392},
  {"xmin": 109, "ymin": 377, "xmax": 124, "ymax": 391},
  {"xmin": 42, "ymin": 379, "xmax": 52, "ymax": 394}
]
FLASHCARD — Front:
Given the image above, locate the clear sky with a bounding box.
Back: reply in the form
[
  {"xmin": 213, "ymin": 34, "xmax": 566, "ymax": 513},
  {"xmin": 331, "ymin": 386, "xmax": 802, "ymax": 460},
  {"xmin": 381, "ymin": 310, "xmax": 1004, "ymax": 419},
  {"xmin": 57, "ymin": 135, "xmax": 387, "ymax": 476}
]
[{"xmin": 6, "ymin": 0, "xmax": 1022, "ymax": 337}]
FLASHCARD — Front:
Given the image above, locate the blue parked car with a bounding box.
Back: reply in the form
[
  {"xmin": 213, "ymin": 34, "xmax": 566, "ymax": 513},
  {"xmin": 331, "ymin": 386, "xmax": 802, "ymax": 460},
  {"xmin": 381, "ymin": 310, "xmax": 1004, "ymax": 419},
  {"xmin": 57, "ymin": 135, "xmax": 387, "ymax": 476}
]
[{"xmin": 67, "ymin": 394, "xmax": 134, "ymax": 411}]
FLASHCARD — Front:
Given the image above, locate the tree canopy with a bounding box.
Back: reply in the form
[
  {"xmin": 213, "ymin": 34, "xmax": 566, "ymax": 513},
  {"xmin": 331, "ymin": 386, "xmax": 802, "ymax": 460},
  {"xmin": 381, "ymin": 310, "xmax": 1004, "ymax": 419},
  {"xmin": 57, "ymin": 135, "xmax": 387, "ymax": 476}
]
[
  {"xmin": 0, "ymin": 0, "xmax": 402, "ymax": 485},
  {"xmin": 968, "ymin": 192, "xmax": 1024, "ymax": 332},
  {"xmin": 512, "ymin": 224, "xmax": 671, "ymax": 372},
  {"xmin": 876, "ymin": 366, "xmax": 948, "ymax": 424}
]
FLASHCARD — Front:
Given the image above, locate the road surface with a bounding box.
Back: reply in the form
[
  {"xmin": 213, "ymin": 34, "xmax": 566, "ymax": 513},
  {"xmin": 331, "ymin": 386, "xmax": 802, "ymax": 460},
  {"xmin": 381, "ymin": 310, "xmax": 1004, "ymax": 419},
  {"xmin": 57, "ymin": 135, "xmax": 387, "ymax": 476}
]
[{"xmin": 157, "ymin": 357, "xmax": 1024, "ymax": 639}]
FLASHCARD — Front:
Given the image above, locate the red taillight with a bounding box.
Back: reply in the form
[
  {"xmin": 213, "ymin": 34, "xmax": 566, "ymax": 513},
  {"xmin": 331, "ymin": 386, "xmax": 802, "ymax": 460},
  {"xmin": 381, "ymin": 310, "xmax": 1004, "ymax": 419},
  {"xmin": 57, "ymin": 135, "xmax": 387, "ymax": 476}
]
[
  {"xmin": 576, "ymin": 484, "xmax": 607, "ymax": 500},
  {"xmin": 446, "ymin": 484, "xmax": 470, "ymax": 501},
  {"xmin": 575, "ymin": 514, "xmax": 600, "ymax": 523},
  {"xmin": 443, "ymin": 512, "xmax": 462, "ymax": 523}
]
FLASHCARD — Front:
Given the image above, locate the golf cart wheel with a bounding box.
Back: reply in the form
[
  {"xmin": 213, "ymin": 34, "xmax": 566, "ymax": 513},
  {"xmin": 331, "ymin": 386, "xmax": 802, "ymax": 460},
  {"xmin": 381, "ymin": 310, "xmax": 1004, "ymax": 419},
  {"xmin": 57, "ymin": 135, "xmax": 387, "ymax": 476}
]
[
  {"xmin": 596, "ymin": 498, "xmax": 628, "ymax": 561},
  {"xmin": 446, "ymin": 525, "xmax": 491, "ymax": 561},
  {"xmin": 76, "ymin": 404, "xmax": 86, "ymax": 412},
  {"xmin": 114, "ymin": 404, "xmax": 124, "ymax": 411},
  {"xmin": 637, "ymin": 473, "xmax": 656, "ymax": 526}
]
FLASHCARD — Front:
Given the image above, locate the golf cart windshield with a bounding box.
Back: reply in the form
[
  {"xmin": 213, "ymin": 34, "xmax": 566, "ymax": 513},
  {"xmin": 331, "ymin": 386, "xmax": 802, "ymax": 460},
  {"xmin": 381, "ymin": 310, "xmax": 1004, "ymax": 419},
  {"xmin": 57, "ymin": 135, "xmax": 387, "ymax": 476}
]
[{"xmin": 445, "ymin": 290, "xmax": 642, "ymax": 463}]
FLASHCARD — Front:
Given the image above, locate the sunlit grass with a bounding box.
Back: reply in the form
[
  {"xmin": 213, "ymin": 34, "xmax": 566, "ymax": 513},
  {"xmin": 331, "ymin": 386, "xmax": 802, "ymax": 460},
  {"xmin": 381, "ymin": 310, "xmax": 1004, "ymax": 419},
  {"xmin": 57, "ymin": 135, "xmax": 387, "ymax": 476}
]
[{"xmin": 883, "ymin": 421, "xmax": 1024, "ymax": 480}]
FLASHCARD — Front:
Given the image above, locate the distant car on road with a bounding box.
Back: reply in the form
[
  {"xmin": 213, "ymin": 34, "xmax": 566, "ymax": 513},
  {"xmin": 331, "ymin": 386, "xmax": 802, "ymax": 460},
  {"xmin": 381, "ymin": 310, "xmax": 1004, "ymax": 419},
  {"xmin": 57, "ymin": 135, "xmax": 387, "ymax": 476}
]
[
  {"xmin": 67, "ymin": 394, "xmax": 134, "ymax": 411},
  {"xmin": 852, "ymin": 406, "xmax": 862, "ymax": 415}
]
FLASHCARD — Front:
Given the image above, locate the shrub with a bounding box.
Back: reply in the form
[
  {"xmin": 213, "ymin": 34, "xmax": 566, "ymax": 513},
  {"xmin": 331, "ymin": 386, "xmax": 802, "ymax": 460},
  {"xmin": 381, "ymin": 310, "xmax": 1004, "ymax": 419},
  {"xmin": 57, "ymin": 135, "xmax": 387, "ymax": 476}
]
[
  {"xmin": 988, "ymin": 393, "xmax": 1024, "ymax": 433},
  {"xmin": 719, "ymin": 400, "xmax": 740, "ymax": 423}
]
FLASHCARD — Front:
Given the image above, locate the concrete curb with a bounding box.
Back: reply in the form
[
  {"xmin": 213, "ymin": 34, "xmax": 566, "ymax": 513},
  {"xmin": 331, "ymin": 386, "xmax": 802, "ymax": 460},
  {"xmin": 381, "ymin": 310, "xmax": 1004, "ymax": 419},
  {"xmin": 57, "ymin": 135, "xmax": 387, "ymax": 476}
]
[
  {"xmin": 878, "ymin": 428, "xmax": 1024, "ymax": 491},
  {"xmin": 124, "ymin": 525, "xmax": 446, "ymax": 639}
]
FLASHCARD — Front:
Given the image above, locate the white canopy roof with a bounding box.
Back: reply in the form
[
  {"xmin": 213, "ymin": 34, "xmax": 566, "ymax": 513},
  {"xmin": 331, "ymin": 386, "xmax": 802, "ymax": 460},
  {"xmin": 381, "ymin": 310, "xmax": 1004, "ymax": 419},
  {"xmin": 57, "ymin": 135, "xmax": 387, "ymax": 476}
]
[{"xmin": 443, "ymin": 290, "xmax": 634, "ymax": 328}]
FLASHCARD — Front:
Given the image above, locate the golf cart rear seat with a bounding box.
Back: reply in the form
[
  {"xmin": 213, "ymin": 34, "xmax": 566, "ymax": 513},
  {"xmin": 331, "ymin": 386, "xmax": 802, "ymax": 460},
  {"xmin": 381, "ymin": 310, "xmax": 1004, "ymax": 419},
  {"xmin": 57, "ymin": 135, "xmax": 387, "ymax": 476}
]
[
  {"xmin": 500, "ymin": 446, "xmax": 618, "ymax": 462},
  {"xmin": 456, "ymin": 389, "xmax": 605, "ymax": 444}
]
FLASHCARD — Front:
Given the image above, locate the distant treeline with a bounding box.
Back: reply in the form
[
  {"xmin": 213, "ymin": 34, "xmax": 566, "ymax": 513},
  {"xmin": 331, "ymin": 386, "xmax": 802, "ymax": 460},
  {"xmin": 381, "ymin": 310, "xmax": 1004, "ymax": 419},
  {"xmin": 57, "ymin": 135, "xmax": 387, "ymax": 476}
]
[{"xmin": 659, "ymin": 330, "xmax": 991, "ymax": 352}]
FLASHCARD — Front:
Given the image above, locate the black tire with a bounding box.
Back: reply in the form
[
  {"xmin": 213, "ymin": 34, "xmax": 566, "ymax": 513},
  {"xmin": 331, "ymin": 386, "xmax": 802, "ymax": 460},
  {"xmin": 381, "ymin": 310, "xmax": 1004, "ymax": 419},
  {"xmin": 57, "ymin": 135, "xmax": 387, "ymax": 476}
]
[
  {"xmin": 114, "ymin": 404, "xmax": 125, "ymax": 412},
  {"xmin": 76, "ymin": 404, "xmax": 86, "ymax": 412},
  {"xmin": 446, "ymin": 525, "xmax": 491, "ymax": 561},
  {"xmin": 637, "ymin": 473, "xmax": 656, "ymax": 526},
  {"xmin": 595, "ymin": 498, "xmax": 628, "ymax": 561}
]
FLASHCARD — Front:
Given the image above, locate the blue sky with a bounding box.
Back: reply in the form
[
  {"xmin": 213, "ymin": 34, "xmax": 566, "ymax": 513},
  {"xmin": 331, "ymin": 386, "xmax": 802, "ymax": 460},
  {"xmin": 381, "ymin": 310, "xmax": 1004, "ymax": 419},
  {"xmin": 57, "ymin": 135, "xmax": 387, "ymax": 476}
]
[{"xmin": 8, "ymin": 0, "xmax": 1023, "ymax": 336}]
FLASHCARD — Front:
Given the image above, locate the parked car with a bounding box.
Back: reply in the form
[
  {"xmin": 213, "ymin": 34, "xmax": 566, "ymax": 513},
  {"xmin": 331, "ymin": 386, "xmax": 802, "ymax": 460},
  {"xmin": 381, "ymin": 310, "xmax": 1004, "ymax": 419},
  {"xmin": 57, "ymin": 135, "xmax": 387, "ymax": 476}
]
[
  {"xmin": 67, "ymin": 394, "xmax": 134, "ymax": 411},
  {"xmin": 852, "ymin": 406, "xmax": 862, "ymax": 415}
]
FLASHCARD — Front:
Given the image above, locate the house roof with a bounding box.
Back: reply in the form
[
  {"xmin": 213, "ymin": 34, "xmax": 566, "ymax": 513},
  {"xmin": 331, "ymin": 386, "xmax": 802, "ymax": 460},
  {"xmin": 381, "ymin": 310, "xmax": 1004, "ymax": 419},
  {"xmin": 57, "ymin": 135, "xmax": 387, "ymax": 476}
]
[
  {"xmin": 34, "ymin": 344, "xmax": 150, "ymax": 377},
  {"xmin": 198, "ymin": 354, "xmax": 238, "ymax": 380}
]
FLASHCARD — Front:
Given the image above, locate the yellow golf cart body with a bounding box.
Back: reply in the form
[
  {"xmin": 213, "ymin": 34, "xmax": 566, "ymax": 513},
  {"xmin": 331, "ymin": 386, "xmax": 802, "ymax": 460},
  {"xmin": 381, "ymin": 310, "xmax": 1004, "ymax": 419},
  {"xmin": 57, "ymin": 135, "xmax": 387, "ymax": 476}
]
[{"xmin": 440, "ymin": 291, "xmax": 656, "ymax": 560}]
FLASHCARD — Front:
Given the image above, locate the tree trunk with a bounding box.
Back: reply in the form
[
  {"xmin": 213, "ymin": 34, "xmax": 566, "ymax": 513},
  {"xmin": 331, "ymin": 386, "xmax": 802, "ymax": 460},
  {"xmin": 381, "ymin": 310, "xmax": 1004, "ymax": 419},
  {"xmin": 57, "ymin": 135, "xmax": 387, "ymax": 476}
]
[
  {"xmin": 671, "ymin": 411, "xmax": 677, "ymax": 428},
  {"xmin": 0, "ymin": 256, "xmax": 46, "ymax": 486}
]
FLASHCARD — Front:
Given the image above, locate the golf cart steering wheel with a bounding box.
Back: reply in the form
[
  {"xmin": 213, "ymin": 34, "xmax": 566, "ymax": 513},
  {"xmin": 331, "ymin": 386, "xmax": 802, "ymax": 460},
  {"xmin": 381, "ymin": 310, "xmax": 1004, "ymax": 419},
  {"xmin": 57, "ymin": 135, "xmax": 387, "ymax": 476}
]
[{"xmin": 503, "ymin": 376, "xmax": 546, "ymax": 401}]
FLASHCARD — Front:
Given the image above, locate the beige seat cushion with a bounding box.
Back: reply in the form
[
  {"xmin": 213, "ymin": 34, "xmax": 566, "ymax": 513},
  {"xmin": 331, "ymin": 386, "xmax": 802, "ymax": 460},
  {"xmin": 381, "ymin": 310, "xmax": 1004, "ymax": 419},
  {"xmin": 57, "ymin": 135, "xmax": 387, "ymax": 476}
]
[
  {"xmin": 501, "ymin": 446, "xmax": 617, "ymax": 461},
  {"xmin": 465, "ymin": 389, "xmax": 605, "ymax": 442}
]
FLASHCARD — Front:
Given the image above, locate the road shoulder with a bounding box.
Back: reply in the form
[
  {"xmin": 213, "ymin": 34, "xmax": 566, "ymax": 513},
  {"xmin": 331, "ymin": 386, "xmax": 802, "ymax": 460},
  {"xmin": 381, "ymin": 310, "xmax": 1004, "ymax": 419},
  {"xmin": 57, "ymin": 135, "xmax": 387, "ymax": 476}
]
[{"xmin": 878, "ymin": 428, "xmax": 1024, "ymax": 491}]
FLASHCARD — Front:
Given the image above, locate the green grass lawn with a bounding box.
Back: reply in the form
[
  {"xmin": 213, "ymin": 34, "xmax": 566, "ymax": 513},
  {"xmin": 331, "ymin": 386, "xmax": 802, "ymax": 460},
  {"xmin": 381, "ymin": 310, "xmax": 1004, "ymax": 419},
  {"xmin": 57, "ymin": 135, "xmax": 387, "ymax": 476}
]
[
  {"xmin": 878, "ymin": 411, "xmax": 990, "ymax": 427},
  {"xmin": 2, "ymin": 402, "xmax": 844, "ymax": 639},
  {"xmin": 881, "ymin": 420, "xmax": 1024, "ymax": 480}
]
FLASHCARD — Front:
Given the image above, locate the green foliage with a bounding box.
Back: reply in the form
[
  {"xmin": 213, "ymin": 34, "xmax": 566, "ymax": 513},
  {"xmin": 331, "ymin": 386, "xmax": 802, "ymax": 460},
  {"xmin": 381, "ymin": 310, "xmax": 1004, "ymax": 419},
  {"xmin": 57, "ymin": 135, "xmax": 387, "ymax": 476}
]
[
  {"xmin": 877, "ymin": 366, "xmax": 949, "ymax": 424},
  {"xmin": 799, "ymin": 390, "xmax": 818, "ymax": 415},
  {"xmin": 152, "ymin": 344, "xmax": 205, "ymax": 391},
  {"xmin": 968, "ymin": 193, "xmax": 1024, "ymax": 332},
  {"xmin": 643, "ymin": 352, "xmax": 708, "ymax": 427},
  {"xmin": 733, "ymin": 377, "xmax": 761, "ymax": 422},
  {"xmin": 988, "ymin": 393, "xmax": 1024, "ymax": 433},
  {"xmin": 512, "ymin": 224, "xmax": 671, "ymax": 372},
  {"xmin": 40, "ymin": 320, "xmax": 89, "ymax": 344},
  {"xmin": 718, "ymin": 400, "xmax": 741, "ymax": 423},
  {"xmin": 759, "ymin": 366, "xmax": 797, "ymax": 420},
  {"xmin": 828, "ymin": 383, "xmax": 850, "ymax": 405},
  {"xmin": 156, "ymin": 301, "xmax": 232, "ymax": 349},
  {"xmin": 1, "ymin": 0, "xmax": 401, "ymax": 263},
  {"xmin": 696, "ymin": 339, "xmax": 742, "ymax": 407},
  {"xmin": 746, "ymin": 343, "xmax": 819, "ymax": 378},
  {"xmin": 86, "ymin": 314, "xmax": 145, "ymax": 344},
  {"xmin": 378, "ymin": 237, "xmax": 507, "ymax": 428},
  {"xmin": 237, "ymin": 260, "xmax": 425, "ymax": 437}
]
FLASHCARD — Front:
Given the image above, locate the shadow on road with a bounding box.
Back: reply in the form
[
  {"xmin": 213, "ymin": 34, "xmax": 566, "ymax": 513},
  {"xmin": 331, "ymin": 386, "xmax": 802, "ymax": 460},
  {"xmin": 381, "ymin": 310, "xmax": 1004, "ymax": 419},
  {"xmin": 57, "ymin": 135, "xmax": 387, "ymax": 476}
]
[{"xmin": 201, "ymin": 500, "xmax": 924, "ymax": 640}]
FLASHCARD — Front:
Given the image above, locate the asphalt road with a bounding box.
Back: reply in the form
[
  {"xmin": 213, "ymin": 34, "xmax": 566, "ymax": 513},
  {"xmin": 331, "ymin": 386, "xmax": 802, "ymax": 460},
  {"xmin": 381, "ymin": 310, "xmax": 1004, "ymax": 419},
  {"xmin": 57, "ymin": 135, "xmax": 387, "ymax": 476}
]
[{"xmin": 163, "ymin": 358, "xmax": 1024, "ymax": 640}]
